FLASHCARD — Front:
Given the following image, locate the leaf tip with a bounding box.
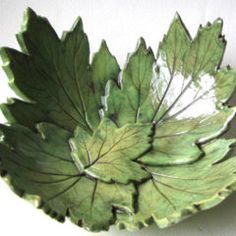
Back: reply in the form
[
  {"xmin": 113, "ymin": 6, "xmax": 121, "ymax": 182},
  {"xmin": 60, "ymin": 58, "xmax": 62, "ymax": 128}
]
[
  {"xmin": 137, "ymin": 37, "xmax": 146, "ymax": 49},
  {"xmin": 61, "ymin": 16, "xmax": 85, "ymax": 42},
  {"xmin": 173, "ymin": 11, "xmax": 181, "ymax": 20},
  {"xmin": 22, "ymin": 7, "xmax": 37, "ymax": 27},
  {"xmin": 100, "ymin": 39, "xmax": 109, "ymax": 52},
  {"xmin": 165, "ymin": 12, "xmax": 191, "ymax": 42},
  {"xmin": 171, "ymin": 12, "xmax": 186, "ymax": 29},
  {"xmin": 71, "ymin": 16, "xmax": 84, "ymax": 32},
  {"xmin": 214, "ymin": 17, "xmax": 223, "ymax": 26},
  {"xmin": 198, "ymin": 17, "xmax": 223, "ymax": 33},
  {"xmin": 101, "ymin": 39, "xmax": 107, "ymax": 46},
  {"xmin": 24, "ymin": 7, "xmax": 36, "ymax": 19}
]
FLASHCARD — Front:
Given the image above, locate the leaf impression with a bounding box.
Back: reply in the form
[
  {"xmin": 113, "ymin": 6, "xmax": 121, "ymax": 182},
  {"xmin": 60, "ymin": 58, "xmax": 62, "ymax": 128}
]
[
  {"xmin": 116, "ymin": 139, "xmax": 236, "ymax": 230},
  {"xmin": 105, "ymin": 14, "xmax": 236, "ymax": 165},
  {"xmin": 0, "ymin": 8, "xmax": 120, "ymax": 133},
  {"xmin": 0, "ymin": 123, "xmax": 135, "ymax": 231},
  {"xmin": 70, "ymin": 118, "xmax": 152, "ymax": 184}
]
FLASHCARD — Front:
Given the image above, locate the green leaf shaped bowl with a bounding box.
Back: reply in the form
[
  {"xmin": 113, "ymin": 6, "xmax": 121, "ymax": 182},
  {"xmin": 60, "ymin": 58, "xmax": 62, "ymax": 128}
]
[{"xmin": 0, "ymin": 8, "xmax": 236, "ymax": 232}]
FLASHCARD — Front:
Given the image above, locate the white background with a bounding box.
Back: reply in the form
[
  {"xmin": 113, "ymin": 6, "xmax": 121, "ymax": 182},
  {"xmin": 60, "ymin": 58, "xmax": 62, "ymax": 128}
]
[{"xmin": 0, "ymin": 0, "xmax": 236, "ymax": 235}]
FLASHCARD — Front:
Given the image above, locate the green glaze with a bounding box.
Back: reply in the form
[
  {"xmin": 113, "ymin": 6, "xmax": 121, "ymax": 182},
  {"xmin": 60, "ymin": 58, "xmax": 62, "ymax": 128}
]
[
  {"xmin": 105, "ymin": 14, "xmax": 236, "ymax": 166},
  {"xmin": 0, "ymin": 8, "xmax": 120, "ymax": 133},
  {"xmin": 0, "ymin": 8, "xmax": 236, "ymax": 232},
  {"xmin": 105, "ymin": 38, "xmax": 155, "ymax": 125},
  {"xmin": 70, "ymin": 118, "xmax": 152, "ymax": 184},
  {"xmin": 0, "ymin": 123, "xmax": 135, "ymax": 232},
  {"xmin": 116, "ymin": 139, "xmax": 236, "ymax": 230}
]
